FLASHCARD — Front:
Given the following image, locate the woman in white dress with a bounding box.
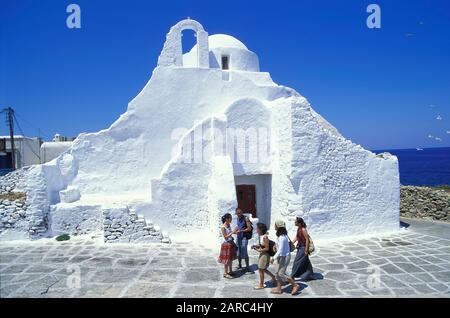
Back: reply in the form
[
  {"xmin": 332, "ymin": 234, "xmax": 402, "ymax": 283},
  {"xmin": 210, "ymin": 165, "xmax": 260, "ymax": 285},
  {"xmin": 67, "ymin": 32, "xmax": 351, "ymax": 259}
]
[{"xmin": 270, "ymin": 220, "xmax": 300, "ymax": 295}]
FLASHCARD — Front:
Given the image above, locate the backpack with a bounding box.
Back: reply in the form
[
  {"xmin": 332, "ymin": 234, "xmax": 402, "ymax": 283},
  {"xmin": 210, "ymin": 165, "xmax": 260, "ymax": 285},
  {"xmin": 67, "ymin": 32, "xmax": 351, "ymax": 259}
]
[
  {"xmin": 299, "ymin": 227, "xmax": 315, "ymax": 255},
  {"xmin": 268, "ymin": 239, "xmax": 277, "ymax": 257},
  {"xmin": 243, "ymin": 217, "xmax": 253, "ymax": 240}
]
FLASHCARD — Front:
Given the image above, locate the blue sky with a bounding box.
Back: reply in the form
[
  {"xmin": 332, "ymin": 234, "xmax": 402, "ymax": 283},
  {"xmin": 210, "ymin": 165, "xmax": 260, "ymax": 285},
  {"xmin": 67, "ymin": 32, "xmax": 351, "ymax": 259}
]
[{"xmin": 1, "ymin": 0, "xmax": 449, "ymax": 150}]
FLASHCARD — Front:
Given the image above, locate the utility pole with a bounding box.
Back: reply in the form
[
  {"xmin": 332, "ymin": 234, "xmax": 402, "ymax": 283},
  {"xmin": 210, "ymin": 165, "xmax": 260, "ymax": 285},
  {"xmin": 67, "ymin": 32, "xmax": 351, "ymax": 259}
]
[{"xmin": 4, "ymin": 107, "xmax": 16, "ymax": 170}]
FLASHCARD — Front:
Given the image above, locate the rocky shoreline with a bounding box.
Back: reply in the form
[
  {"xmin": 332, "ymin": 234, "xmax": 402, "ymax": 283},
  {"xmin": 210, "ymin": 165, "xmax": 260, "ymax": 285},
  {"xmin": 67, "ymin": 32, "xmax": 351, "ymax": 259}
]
[{"xmin": 400, "ymin": 186, "xmax": 450, "ymax": 222}]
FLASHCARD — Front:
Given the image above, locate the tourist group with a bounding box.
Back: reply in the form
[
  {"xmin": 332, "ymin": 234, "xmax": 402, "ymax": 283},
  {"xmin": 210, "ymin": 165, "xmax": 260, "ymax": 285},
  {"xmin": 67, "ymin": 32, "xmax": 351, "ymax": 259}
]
[{"xmin": 218, "ymin": 209, "xmax": 315, "ymax": 295}]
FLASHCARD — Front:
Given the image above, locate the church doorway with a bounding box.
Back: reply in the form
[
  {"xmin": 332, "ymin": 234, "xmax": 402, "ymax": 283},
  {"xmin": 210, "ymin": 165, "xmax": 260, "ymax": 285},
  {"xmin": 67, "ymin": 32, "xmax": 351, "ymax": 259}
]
[
  {"xmin": 234, "ymin": 175, "xmax": 272, "ymax": 225},
  {"xmin": 236, "ymin": 185, "xmax": 256, "ymax": 217}
]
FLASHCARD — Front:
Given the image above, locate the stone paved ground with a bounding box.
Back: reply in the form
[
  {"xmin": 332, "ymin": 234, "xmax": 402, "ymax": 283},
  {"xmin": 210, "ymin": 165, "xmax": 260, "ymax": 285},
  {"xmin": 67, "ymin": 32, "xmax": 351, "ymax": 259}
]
[{"xmin": 0, "ymin": 218, "xmax": 449, "ymax": 298}]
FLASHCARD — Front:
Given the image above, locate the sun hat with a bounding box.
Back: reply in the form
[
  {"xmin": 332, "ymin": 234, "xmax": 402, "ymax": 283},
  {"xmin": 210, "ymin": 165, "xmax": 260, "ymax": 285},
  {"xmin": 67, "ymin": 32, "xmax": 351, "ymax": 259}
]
[{"xmin": 274, "ymin": 220, "xmax": 286, "ymax": 228}]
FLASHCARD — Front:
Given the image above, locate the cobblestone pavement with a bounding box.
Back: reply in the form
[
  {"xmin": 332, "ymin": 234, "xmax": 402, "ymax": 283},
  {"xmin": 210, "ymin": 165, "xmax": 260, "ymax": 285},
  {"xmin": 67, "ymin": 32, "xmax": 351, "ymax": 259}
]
[{"xmin": 0, "ymin": 218, "xmax": 449, "ymax": 298}]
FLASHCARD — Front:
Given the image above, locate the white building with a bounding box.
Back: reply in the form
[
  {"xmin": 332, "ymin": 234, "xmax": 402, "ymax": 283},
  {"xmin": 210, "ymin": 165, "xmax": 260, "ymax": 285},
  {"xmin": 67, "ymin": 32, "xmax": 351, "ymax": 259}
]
[
  {"xmin": 40, "ymin": 134, "xmax": 74, "ymax": 164},
  {"xmin": 0, "ymin": 135, "xmax": 41, "ymax": 170},
  {"xmin": 0, "ymin": 19, "xmax": 400, "ymax": 242}
]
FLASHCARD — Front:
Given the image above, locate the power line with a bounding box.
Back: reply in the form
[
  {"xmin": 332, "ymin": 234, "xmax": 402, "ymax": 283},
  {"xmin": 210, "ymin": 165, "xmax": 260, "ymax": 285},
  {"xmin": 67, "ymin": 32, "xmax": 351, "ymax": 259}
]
[
  {"xmin": 14, "ymin": 111, "xmax": 52, "ymax": 139},
  {"xmin": 12, "ymin": 113, "xmax": 41, "ymax": 160},
  {"xmin": 2, "ymin": 107, "xmax": 16, "ymax": 170}
]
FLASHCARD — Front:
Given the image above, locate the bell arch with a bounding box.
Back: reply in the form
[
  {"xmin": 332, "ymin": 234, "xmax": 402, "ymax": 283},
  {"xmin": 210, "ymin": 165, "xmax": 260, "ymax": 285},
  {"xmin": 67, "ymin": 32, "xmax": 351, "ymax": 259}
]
[{"xmin": 158, "ymin": 19, "xmax": 209, "ymax": 68}]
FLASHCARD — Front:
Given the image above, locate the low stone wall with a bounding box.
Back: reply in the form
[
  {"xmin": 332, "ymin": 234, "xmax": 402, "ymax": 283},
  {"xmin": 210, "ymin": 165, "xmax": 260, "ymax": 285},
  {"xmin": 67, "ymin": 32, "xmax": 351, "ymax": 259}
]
[
  {"xmin": 103, "ymin": 208, "xmax": 170, "ymax": 244},
  {"xmin": 0, "ymin": 197, "xmax": 29, "ymax": 231},
  {"xmin": 50, "ymin": 204, "xmax": 103, "ymax": 237},
  {"xmin": 0, "ymin": 169, "xmax": 31, "ymax": 235},
  {"xmin": 0, "ymin": 168, "xmax": 28, "ymax": 195},
  {"xmin": 401, "ymin": 186, "xmax": 450, "ymax": 222}
]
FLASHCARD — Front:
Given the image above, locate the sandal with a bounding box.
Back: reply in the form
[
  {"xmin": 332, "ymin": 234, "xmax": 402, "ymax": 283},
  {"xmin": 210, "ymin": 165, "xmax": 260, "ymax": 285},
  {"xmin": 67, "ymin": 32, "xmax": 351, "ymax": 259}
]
[
  {"xmin": 291, "ymin": 284, "xmax": 300, "ymax": 295},
  {"xmin": 270, "ymin": 289, "xmax": 283, "ymax": 295},
  {"xmin": 254, "ymin": 285, "xmax": 265, "ymax": 290},
  {"xmin": 223, "ymin": 274, "xmax": 234, "ymax": 279}
]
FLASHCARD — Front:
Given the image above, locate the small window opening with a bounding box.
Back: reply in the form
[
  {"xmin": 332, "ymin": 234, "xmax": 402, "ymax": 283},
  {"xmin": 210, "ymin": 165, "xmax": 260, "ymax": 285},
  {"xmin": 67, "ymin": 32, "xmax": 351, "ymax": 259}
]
[{"xmin": 221, "ymin": 55, "xmax": 229, "ymax": 70}]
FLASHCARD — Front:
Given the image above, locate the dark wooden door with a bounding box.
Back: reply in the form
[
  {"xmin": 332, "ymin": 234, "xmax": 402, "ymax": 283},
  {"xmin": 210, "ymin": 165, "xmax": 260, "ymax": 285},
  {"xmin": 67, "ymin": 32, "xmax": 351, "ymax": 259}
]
[{"xmin": 236, "ymin": 185, "xmax": 256, "ymax": 217}]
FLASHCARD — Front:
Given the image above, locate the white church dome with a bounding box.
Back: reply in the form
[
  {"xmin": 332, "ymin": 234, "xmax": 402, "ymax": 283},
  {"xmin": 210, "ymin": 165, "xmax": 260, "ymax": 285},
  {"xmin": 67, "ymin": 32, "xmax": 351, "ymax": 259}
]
[
  {"xmin": 183, "ymin": 34, "xmax": 260, "ymax": 72},
  {"xmin": 208, "ymin": 34, "xmax": 248, "ymax": 50}
]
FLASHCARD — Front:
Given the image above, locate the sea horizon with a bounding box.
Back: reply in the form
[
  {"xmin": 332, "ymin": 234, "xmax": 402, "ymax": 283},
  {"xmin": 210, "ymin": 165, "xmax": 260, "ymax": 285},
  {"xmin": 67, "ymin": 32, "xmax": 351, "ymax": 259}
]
[
  {"xmin": 372, "ymin": 147, "xmax": 450, "ymax": 187},
  {"xmin": 373, "ymin": 146, "xmax": 450, "ymax": 152}
]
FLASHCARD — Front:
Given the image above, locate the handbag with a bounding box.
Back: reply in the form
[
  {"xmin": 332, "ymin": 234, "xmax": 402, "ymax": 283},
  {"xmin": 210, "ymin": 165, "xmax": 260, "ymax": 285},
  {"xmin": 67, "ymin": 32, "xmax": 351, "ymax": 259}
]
[
  {"xmin": 307, "ymin": 235, "xmax": 315, "ymax": 255},
  {"xmin": 287, "ymin": 236, "xmax": 296, "ymax": 253}
]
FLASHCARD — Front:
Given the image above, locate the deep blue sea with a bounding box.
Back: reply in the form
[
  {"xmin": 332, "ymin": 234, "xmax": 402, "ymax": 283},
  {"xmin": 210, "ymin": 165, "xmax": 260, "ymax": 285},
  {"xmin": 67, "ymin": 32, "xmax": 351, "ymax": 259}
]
[{"xmin": 374, "ymin": 147, "xmax": 450, "ymax": 186}]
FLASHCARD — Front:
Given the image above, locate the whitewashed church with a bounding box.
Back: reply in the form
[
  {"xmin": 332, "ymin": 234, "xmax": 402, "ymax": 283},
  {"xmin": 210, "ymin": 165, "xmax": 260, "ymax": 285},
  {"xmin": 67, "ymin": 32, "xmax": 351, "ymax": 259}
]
[{"xmin": 0, "ymin": 19, "xmax": 400, "ymax": 243}]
